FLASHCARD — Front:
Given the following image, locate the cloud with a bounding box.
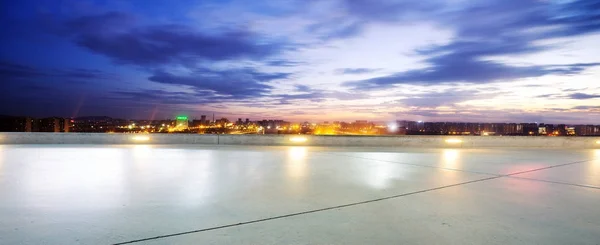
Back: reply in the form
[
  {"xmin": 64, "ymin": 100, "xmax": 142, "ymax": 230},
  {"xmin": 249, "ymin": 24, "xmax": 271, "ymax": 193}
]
[
  {"xmin": 547, "ymin": 0, "xmax": 600, "ymax": 37},
  {"xmin": 306, "ymin": 19, "xmax": 364, "ymax": 40},
  {"xmin": 0, "ymin": 61, "xmax": 112, "ymax": 80},
  {"xmin": 340, "ymin": 0, "xmax": 440, "ymax": 22},
  {"xmin": 536, "ymin": 94, "xmax": 557, "ymax": 98},
  {"xmin": 340, "ymin": 0, "xmax": 600, "ymax": 89},
  {"xmin": 563, "ymin": 88, "xmax": 588, "ymax": 92},
  {"xmin": 336, "ymin": 68, "xmax": 380, "ymax": 74},
  {"xmin": 345, "ymin": 61, "xmax": 600, "ymax": 89},
  {"xmin": 294, "ymin": 84, "xmax": 312, "ymax": 92},
  {"xmin": 569, "ymin": 93, "xmax": 600, "ymax": 100},
  {"xmin": 61, "ymin": 12, "xmax": 289, "ymax": 66},
  {"xmin": 277, "ymin": 84, "xmax": 367, "ymax": 104},
  {"xmin": 303, "ymin": 0, "xmax": 441, "ymax": 40},
  {"xmin": 265, "ymin": 60, "xmax": 304, "ymax": 67},
  {"xmin": 113, "ymin": 90, "xmax": 214, "ymax": 105},
  {"xmin": 397, "ymin": 90, "xmax": 501, "ymax": 107},
  {"xmin": 147, "ymin": 68, "xmax": 290, "ymax": 99},
  {"xmin": 572, "ymin": 106, "xmax": 600, "ymax": 110}
]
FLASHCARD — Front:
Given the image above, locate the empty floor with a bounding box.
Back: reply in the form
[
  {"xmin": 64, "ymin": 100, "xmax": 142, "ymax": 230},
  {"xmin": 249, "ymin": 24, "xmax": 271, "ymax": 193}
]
[{"xmin": 0, "ymin": 145, "xmax": 599, "ymax": 244}]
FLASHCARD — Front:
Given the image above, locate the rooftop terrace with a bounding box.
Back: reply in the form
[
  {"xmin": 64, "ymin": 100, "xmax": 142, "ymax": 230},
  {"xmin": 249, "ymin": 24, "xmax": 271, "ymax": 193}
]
[{"xmin": 1, "ymin": 143, "xmax": 599, "ymax": 244}]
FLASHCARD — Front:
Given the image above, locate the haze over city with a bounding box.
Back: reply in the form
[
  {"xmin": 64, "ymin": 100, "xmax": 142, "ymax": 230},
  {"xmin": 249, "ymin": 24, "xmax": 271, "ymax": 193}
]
[{"xmin": 1, "ymin": 0, "xmax": 599, "ymax": 123}]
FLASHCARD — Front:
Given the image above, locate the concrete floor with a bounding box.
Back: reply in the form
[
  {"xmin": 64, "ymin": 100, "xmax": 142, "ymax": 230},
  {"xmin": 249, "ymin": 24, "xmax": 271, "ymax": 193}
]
[{"xmin": 0, "ymin": 145, "xmax": 599, "ymax": 245}]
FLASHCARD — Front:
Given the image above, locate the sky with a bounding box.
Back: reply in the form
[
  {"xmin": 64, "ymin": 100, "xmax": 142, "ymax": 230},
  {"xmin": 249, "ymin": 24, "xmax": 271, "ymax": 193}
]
[{"xmin": 1, "ymin": 0, "xmax": 599, "ymax": 123}]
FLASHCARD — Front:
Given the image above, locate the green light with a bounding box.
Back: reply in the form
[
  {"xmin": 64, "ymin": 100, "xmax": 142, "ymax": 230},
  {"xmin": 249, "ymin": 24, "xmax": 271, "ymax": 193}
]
[{"xmin": 176, "ymin": 116, "xmax": 188, "ymax": 120}]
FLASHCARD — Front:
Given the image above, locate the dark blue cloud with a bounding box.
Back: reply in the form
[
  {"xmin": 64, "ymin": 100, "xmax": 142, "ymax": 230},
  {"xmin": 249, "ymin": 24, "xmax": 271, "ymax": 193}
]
[
  {"xmin": 569, "ymin": 93, "xmax": 600, "ymax": 100},
  {"xmin": 345, "ymin": 59, "xmax": 600, "ymax": 89},
  {"xmin": 265, "ymin": 60, "xmax": 304, "ymax": 67},
  {"xmin": 113, "ymin": 89, "xmax": 214, "ymax": 105},
  {"xmin": 336, "ymin": 68, "xmax": 380, "ymax": 74},
  {"xmin": 147, "ymin": 68, "xmax": 289, "ymax": 99},
  {"xmin": 341, "ymin": 0, "xmax": 440, "ymax": 22},
  {"xmin": 547, "ymin": 0, "xmax": 600, "ymax": 36},
  {"xmin": 0, "ymin": 60, "xmax": 114, "ymax": 81},
  {"xmin": 61, "ymin": 12, "xmax": 289, "ymax": 66},
  {"xmin": 294, "ymin": 85, "xmax": 312, "ymax": 92}
]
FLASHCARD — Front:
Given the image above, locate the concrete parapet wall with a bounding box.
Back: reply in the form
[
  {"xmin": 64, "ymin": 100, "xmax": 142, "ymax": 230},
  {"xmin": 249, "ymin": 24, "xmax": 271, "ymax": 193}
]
[
  {"xmin": 0, "ymin": 133, "xmax": 599, "ymax": 148},
  {"xmin": 0, "ymin": 133, "xmax": 218, "ymax": 145}
]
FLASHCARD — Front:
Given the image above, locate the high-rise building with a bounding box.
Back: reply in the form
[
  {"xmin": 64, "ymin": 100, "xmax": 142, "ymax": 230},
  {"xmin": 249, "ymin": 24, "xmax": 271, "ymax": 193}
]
[
  {"xmin": 522, "ymin": 123, "xmax": 537, "ymax": 135},
  {"xmin": 61, "ymin": 118, "xmax": 70, "ymax": 132},
  {"xmin": 37, "ymin": 118, "xmax": 60, "ymax": 132}
]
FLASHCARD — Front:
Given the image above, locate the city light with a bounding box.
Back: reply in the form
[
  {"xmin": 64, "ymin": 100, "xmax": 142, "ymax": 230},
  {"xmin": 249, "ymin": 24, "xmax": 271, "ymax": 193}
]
[
  {"xmin": 131, "ymin": 135, "xmax": 150, "ymax": 142},
  {"xmin": 4, "ymin": 115, "xmax": 600, "ymax": 137},
  {"xmin": 289, "ymin": 136, "xmax": 308, "ymax": 143},
  {"xmin": 445, "ymin": 139, "xmax": 463, "ymax": 144},
  {"xmin": 387, "ymin": 122, "xmax": 398, "ymax": 132}
]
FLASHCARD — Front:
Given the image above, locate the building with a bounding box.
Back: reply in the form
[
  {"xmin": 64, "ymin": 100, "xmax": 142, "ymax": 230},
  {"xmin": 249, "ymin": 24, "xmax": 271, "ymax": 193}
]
[
  {"xmin": 522, "ymin": 123, "xmax": 538, "ymax": 136},
  {"xmin": 175, "ymin": 116, "xmax": 189, "ymax": 130},
  {"xmin": 191, "ymin": 120, "xmax": 203, "ymax": 128},
  {"xmin": 215, "ymin": 118, "xmax": 230, "ymax": 128},
  {"xmin": 575, "ymin": 125, "xmax": 599, "ymax": 136},
  {"xmin": 38, "ymin": 118, "xmax": 60, "ymax": 132},
  {"xmin": 397, "ymin": 120, "xmax": 418, "ymax": 133},
  {"xmin": 0, "ymin": 116, "xmax": 33, "ymax": 132},
  {"xmin": 538, "ymin": 124, "xmax": 548, "ymax": 135}
]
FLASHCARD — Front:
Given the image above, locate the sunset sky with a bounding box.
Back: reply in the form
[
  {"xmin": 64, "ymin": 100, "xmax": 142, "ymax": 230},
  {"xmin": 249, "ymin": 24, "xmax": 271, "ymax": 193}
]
[{"xmin": 1, "ymin": 0, "xmax": 599, "ymax": 123}]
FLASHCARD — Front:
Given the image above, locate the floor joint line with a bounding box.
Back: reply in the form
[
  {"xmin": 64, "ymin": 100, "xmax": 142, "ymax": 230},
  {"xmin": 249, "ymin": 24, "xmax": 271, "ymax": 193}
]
[
  {"xmin": 113, "ymin": 175, "xmax": 502, "ymax": 245},
  {"xmin": 112, "ymin": 155, "xmax": 596, "ymax": 244}
]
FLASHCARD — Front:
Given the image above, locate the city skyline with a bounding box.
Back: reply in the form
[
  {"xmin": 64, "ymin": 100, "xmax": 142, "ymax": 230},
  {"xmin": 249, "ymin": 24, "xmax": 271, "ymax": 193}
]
[
  {"xmin": 2, "ymin": 0, "xmax": 600, "ymax": 123},
  {"xmin": 2, "ymin": 113, "xmax": 600, "ymax": 125},
  {"xmin": 3, "ymin": 114, "xmax": 600, "ymax": 136}
]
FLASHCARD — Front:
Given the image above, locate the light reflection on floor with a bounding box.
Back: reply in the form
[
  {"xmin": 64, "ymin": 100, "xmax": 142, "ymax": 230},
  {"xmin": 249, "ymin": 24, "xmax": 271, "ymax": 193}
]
[
  {"xmin": 287, "ymin": 147, "xmax": 308, "ymax": 180},
  {"xmin": 0, "ymin": 145, "xmax": 598, "ymax": 245}
]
